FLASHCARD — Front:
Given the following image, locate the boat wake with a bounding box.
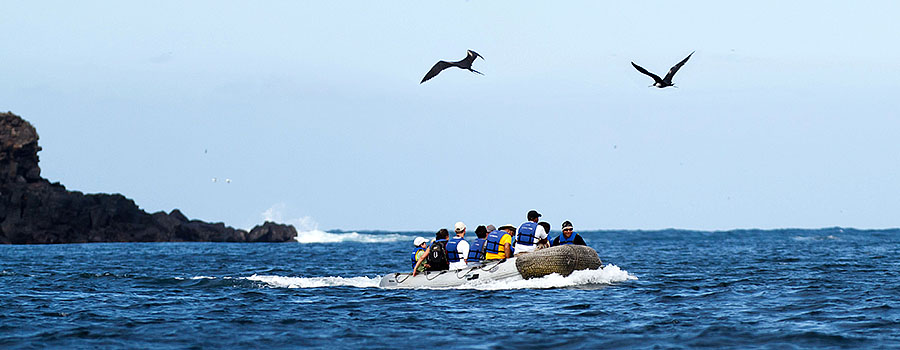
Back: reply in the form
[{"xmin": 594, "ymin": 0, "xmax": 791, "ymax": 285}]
[
  {"xmin": 244, "ymin": 274, "xmax": 381, "ymax": 288},
  {"xmin": 455, "ymin": 264, "xmax": 637, "ymax": 290},
  {"xmin": 243, "ymin": 264, "xmax": 636, "ymax": 290}
]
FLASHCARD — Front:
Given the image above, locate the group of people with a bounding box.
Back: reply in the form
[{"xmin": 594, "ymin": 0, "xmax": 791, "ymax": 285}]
[{"xmin": 410, "ymin": 210, "xmax": 587, "ymax": 275}]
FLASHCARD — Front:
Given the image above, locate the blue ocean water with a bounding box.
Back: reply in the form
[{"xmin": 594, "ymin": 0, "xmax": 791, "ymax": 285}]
[{"xmin": 1, "ymin": 227, "xmax": 899, "ymax": 349}]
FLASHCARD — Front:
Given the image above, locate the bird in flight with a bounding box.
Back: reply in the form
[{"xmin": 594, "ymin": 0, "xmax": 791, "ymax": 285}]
[
  {"xmin": 420, "ymin": 50, "xmax": 484, "ymax": 84},
  {"xmin": 631, "ymin": 51, "xmax": 694, "ymax": 88}
]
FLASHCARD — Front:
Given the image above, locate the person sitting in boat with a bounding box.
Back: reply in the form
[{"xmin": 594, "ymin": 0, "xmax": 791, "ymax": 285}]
[
  {"xmin": 446, "ymin": 222, "xmax": 470, "ymax": 270},
  {"xmin": 536, "ymin": 221, "xmax": 552, "ymax": 249},
  {"xmin": 411, "ymin": 236, "xmax": 429, "ymax": 273},
  {"xmin": 466, "ymin": 225, "xmax": 489, "ymax": 266},
  {"xmin": 551, "ymin": 220, "xmax": 587, "ymax": 246},
  {"xmin": 484, "ymin": 224, "xmax": 515, "ymax": 260},
  {"xmin": 413, "ymin": 229, "xmax": 450, "ymax": 276},
  {"xmin": 515, "ymin": 210, "xmax": 548, "ymax": 255}
]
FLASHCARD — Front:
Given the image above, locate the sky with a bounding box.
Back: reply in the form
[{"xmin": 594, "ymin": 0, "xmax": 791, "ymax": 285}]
[{"xmin": 3, "ymin": 1, "xmax": 900, "ymax": 231}]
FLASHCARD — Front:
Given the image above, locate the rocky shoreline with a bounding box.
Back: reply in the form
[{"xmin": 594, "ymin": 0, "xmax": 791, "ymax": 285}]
[{"xmin": 0, "ymin": 112, "xmax": 296, "ymax": 244}]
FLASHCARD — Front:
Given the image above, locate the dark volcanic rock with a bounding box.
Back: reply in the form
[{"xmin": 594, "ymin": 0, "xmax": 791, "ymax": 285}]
[
  {"xmin": 0, "ymin": 112, "xmax": 297, "ymax": 244},
  {"xmin": 248, "ymin": 221, "xmax": 298, "ymax": 242}
]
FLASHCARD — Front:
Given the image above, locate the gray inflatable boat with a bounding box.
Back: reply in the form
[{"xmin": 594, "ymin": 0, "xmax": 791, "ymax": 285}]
[{"xmin": 379, "ymin": 245, "xmax": 602, "ymax": 288}]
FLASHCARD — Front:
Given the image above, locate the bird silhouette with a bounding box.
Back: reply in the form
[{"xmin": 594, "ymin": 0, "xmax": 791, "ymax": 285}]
[
  {"xmin": 420, "ymin": 50, "xmax": 484, "ymax": 84},
  {"xmin": 631, "ymin": 51, "xmax": 694, "ymax": 88}
]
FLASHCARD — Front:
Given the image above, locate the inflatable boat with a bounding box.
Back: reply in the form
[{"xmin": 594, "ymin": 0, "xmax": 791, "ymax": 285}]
[{"xmin": 379, "ymin": 245, "xmax": 602, "ymax": 288}]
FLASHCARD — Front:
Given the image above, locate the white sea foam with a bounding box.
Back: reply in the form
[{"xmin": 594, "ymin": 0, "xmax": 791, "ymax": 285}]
[
  {"xmin": 451, "ymin": 264, "xmax": 638, "ymax": 290},
  {"xmin": 245, "ymin": 274, "xmax": 381, "ymax": 288},
  {"xmin": 174, "ymin": 276, "xmax": 220, "ymax": 280},
  {"xmin": 792, "ymin": 235, "xmax": 840, "ymax": 241},
  {"xmin": 190, "ymin": 276, "xmax": 217, "ymax": 280},
  {"xmin": 244, "ymin": 265, "xmax": 635, "ymax": 290},
  {"xmin": 294, "ymin": 229, "xmax": 411, "ymax": 243},
  {"xmin": 259, "ymin": 203, "xmax": 411, "ymax": 243}
]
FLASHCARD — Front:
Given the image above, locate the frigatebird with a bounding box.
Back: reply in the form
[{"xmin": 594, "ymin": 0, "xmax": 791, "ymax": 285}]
[
  {"xmin": 631, "ymin": 51, "xmax": 694, "ymax": 88},
  {"xmin": 420, "ymin": 50, "xmax": 484, "ymax": 84}
]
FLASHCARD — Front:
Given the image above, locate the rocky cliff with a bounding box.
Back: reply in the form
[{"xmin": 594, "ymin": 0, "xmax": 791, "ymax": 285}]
[{"xmin": 0, "ymin": 112, "xmax": 297, "ymax": 244}]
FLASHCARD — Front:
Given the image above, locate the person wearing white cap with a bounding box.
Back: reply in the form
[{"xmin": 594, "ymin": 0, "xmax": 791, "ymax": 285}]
[
  {"xmin": 446, "ymin": 221, "xmax": 470, "ymax": 270},
  {"xmin": 410, "ymin": 236, "xmax": 429, "ymax": 273}
]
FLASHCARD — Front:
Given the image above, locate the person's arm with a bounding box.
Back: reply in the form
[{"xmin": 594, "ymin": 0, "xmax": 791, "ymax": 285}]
[
  {"xmin": 575, "ymin": 235, "xmax": 587, "ymax": 246},
  {"xmin": 536, "ymin": 225, "xmax": 548, "ymax": 240},
  {"xmin": 460, "ymin": 241, "xmax": 469, "ymax": 264},
  {"xmin": 412, "ymin": 247, "xmax": 430, "ymax": 276},
  {"xmin": 503, "ymin": 242, "xmax": 511, "ymax": 259}
]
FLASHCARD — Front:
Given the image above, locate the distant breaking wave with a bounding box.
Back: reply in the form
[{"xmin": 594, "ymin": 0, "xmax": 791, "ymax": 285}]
[{"xmin": 293, "ymin": 230, "xmax": 413, "ymax": 244}]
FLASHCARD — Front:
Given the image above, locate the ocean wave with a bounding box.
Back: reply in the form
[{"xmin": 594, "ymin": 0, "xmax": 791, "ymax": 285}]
[
  {"xmin": 792, "ymin": 235, "xmax": 840, "ymax": 241},
  {"xmin": 293, "ymin": 230, "xmax": 412, "ymax": 244},
  {"xmin": 244, "ymin": 274, "xmax": 381, "ymax": 288},
  {"xmin": 174, "ymin": 276, "xmax": 219, "ymax": 280}
]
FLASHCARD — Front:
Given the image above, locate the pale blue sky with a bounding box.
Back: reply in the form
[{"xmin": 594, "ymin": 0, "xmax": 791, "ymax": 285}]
[{"xmin": 3, "ymin": 1, "xmax": 900, "ymax": 231}]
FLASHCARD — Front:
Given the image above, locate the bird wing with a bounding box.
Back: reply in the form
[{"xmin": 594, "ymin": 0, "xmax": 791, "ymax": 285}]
[
  {"xmin": 421, "ymin": 61, "xmax": 453, "ymax": 83},
  {"xmin": 663, "ymin": 51, "xmax": 694, "ymax": 84},
  {"xmin": 631, "ymin": 62, "xmax": 663, "ymax": 84},
  {"xmin": 455, "ymin": 50, "xmax": 481, "ymax": 68}
]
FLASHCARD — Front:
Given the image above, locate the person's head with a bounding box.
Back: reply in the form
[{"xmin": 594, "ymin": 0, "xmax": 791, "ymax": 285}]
[
  {"xmin": 527, "ymin": 210, "xmax": 541, "ymax": 222},
  {"xmin": 538, "ymin": 221, "xmax": 551, "ymax": 235},
  {"xmin": 436, "ymin": 228, "xmax": 450, "ymax": 240},
  {"xmin": 562, "ymin": 220, "xmax": 574, "ymax": 237},
  {"xmin": 475, "ymin": 225, "xmax": 488, "ymax": 239},
  {"xmin": 485, "ymin": 224, "xmax": 496, "ymax": 233},
  {"xmin": 499, "ymin": 224, "xmax": 516, "ymax": 235},
  {"xmin": 454, "ymin": 221, "xmax": 466, "ymax": 237},
  {"xmin": 413, "ymin": 236, "xmax": 428, "ymax": 248}
]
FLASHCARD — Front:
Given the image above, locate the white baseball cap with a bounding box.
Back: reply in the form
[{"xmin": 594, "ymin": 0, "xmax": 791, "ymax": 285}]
[
  {"xmin": 499, "ymin": 224, "xmax": 517, "ymax": 232},
  {"xmin": 454, "ymin": 221, "xmax": 466, "ymax": 232},
  {"xmin": 413, "ymin": 236, "xmax": 427, "ymax": 246}
]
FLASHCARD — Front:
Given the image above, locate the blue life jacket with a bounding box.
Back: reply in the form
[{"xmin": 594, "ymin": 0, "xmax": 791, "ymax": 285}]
[
  {"xmin": 516, "ymin": 222, "xmax": 538, "ymax": 246},
  {"xmin": 446, "ymin": 237, "xmax": 465, "ymax": 263},
  {"xmin": 484, "ymin": 230, "xmax": 506, "ymax": 254},
  {"xmin": 467, "ymin": 238, "xmax": 486, "ymax": 262},
  {"xmin": 556, "ymin": 232, "xmax": 578, "ymax": 245},
  {"xmin": 411, "ymin": 247, "xmax": 426, "ymax": 268}
]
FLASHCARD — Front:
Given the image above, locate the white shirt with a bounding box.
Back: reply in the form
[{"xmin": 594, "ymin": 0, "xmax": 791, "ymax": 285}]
[
  {"xmin": 513, "ymin": 223, "xmax": 547, "ymax": 254},
  {"xmin": 448, "ymin": 237, "xmax": 469, "ymax": 270}
]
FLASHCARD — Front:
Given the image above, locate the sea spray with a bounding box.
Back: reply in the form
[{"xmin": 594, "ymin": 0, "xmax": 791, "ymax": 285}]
[
  {"xmin": 452, "ymin": 264, "xmax": 637, "ymax": 290},
  {"xmin": 245, "ymin": 274, "xmax": 381, "ymax": 288},
  {"xmin": 244, "ymin": 264, "xmax": 636, "ymax": 290},
  {"xmin": 293, "ymin": 230, "xmax": 412, "ymax": 243}
]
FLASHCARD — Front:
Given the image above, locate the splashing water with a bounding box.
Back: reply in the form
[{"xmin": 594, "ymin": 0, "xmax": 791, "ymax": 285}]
[
  {"xmin": 244, "ymin": 265, "xmax": 636, "ymax": 290},
  {"xmin": 244, "ymin": 274, "xmax": 381, "ymax": 288},
  {"xmin": 293, "ymin": 230, "xmax": 413, "ymax": 243},
  {"xmin": 260, "ymin": 204, "xmax": 411, "ymax": 243},
  {"xmin": 455, "ymin": 264, "xmax": 637, "ymax": 290}
]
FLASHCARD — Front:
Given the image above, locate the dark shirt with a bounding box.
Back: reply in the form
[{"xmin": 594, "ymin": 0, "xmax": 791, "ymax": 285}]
[{"xmin": 551, "ymin": 233, "xmax": 587, "ymax": 246}]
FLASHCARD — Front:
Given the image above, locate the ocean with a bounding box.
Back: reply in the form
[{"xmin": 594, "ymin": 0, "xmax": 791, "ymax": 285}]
[{"xmin": 1, "ymin": 227, "xmax": 898, "ymax": 349}]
